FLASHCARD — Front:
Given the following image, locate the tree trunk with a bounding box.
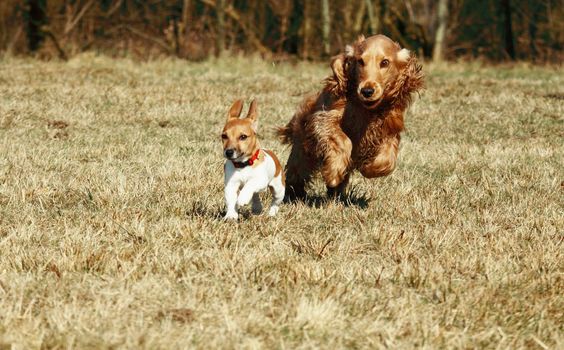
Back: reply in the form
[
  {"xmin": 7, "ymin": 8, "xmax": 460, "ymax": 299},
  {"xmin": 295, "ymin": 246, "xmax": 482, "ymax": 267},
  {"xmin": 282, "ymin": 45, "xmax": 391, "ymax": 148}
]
[
  {"xmin": 501, "ymin": 0, "xmax": 515, "ymax": 60},
  {"xmin": 365, "ymin": 0, "xmax": 380, "ymax": 35},
  {"xmin": 216, "ymin": 0, "xmax": 226, "ymax": 56},
  {"xmin": 353, "ymin": 0, "xmax": 366, "ymax": 36},
  {"xmin": 321, "ymin": 0, "xmax": 330, "ymax": 57},
  {"xmin": 341, "ymin": 0, "xmax": 352, "ymax": 43},
  {"xmin": 25, "ymin": 0, "xmax": 47, "ymax": 52},
  {"xmin": 269, "ymin": 0, "xmax": 292, "ymax": 53},
  {"xmin": 432, "ymin": 0, "xmax": 448, "ymax": 62},
  {"xmin": 301, "ymin": 0, "xmax": 311, "ymax": 59},
  {"xmin": 182, "ymin": 0, "xmax": 191, "ymax": 33},
  {"xmin": 201, "ymin": 0, "xmax": 271, "ymax": 56},
  {"xmin": 527, "ymin": 0, "xmax": 539, "ymax": 61}
]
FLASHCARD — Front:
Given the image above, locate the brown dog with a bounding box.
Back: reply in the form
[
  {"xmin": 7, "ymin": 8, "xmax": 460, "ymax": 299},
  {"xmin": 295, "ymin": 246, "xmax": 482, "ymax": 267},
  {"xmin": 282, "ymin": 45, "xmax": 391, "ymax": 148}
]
[{"xmin": 278, "ymin": 35, "xmax": 424, "ymax": 200}]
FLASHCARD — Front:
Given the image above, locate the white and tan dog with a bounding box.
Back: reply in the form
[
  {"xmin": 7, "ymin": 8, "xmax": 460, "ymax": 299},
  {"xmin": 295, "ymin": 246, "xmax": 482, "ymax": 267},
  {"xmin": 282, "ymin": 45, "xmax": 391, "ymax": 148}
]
[{"xmin": 221, "ymin": 99, "xmax": 285, "ymax": 220}]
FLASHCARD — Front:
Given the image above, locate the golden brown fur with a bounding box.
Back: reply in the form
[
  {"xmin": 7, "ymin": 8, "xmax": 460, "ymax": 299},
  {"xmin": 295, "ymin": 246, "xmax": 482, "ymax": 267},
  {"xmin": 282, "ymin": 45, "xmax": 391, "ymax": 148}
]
[
  {"xmin": 264, "ymin": 149, "xmax": 285, "ymax": 185},
  {"xmin": 278, "ymin": 35, "xmax": 424, "ymax": 200}
]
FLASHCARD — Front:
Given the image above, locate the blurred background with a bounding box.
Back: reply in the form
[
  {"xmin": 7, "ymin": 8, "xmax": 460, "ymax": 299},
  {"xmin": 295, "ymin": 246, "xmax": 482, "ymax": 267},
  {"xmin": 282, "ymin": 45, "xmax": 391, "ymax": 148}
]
[{"xmin": 0, "ymin": 0, "xmax": 562, "ymax": 62}]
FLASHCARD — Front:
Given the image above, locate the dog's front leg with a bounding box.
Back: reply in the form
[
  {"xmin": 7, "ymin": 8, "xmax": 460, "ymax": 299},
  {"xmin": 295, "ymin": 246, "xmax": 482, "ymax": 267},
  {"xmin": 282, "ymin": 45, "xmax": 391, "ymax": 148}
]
[
  {"xmin": 237, "ymin": 182, "xmax": 266, "ymax": 208},
  {"xmin": 359, "ymin": 136, "xmax": 400, "ymax": 178},
  {"xmin": 268, "ymin": 176, "xmax": 285, "ymax": 216},
  {"xmin": 309, "ymin": 110, "xmax": 353, "ymax": 191},
  {"xmin": 321, "ymin": 133, "xmax": 353, "ymax": 189},
  {"xmin": 224, "ymin": 182, "xmax": 240, "ymax": 220},
  {"xmin": 327, "ymin": 173, "xmax": 350, "ymax": 199}
]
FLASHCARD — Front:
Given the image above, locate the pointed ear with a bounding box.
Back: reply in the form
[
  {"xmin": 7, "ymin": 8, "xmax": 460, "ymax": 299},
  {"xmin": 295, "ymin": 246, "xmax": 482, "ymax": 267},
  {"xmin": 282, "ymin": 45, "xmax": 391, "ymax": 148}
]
[
  {"xmin": 227, "ymin": 99, "xmax": 244, "ymax": 121},
  {"xmin": 246, "ymin": 99, "xmax": 258, "ymax": 131}
]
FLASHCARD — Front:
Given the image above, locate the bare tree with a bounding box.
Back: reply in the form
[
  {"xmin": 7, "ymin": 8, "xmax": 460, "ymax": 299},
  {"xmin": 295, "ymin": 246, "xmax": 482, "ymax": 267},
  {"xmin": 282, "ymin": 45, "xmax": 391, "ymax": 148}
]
[
  {"xmin": 526, "ymin": 0, "xmax": 540, "ymax": 61},
  {"xmin": 201, "ymin": 0, "xmax": 271, "ymax": 55},
  {"xmin": 365, "ymin": 0, "xmax": 381, "ymax": 35},
  {"xmin": 301, "ymin": 0, "xmax": 312, "ymax": 59},
  {"xmin": 182, "ymin": 0, "xmax": 192, "ymax": 35},
  {"xmin": 433, "ymin": 0, "xmax": 448, "ymax": 61},
  {"xmin": 501, "ymin": 0, "xmax": 516, "ymax": 59},
  {"xmin": 321, "ymin": 0, "xmax": 330, "ymax": 56},
  {"xmin": 268, "ymin": 0, "xmax": 293, "ymax": 53},
  {"xmin": 25, "ymin": 0, "xmax": 47, "ymax": 52},
  {"xmin": 1, "ymin": 0, "xmax": 561, "ymax": 62},
  {"xmin": 216, "ymin": 0, "xmax": 226, "ymax": 55},
  {"xmin": 353, "ymin": 0, "xmax": 367, "ymax": 35}
]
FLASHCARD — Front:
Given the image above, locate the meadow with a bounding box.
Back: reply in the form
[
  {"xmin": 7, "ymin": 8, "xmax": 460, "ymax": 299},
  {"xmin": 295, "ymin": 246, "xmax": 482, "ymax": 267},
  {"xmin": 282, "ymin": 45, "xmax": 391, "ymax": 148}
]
[{"xmin": 0, "ymin": 54, "xmax": 562, "ymax": 349}]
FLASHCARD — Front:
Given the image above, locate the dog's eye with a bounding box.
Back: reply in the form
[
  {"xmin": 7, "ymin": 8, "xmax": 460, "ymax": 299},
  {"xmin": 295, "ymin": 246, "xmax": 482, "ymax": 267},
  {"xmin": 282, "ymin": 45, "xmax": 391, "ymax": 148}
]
[
  {"xmin": 239, "ymin": 134, "xmax": 248, "ymax": 141},
  {"xmin": 380, "ymin": 59, "xmax": 390, "ymax": 68},
  {"xmin": 358, "ymin": 58, "xmax": 365, "ymax": 66},
  {"xmin": 221, "ymin": 134, "xmax": 227, "ymax": 139}
]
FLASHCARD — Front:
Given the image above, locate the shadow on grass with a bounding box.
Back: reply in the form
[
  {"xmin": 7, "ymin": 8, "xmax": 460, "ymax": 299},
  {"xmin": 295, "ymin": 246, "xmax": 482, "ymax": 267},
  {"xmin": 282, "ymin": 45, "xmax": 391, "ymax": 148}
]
[
  {"xmin": 185, "ymin": 201, "xmax": 224, "ymax": 220},
  {"xmin": 185, "ymin": 201, "xmax": 256, "ymax": 221},
  {"xmin": 186, "ymin": 186, "xmax": 371, "ymax": 221},
  {"xmin": 286, "ymin": 186, "xmax": 371, "ymax": 209}
]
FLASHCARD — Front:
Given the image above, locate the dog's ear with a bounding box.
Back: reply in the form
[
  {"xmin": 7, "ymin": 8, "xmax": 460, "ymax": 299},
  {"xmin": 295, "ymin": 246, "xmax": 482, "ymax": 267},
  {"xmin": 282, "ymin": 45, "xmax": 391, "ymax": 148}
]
[
  {"xmin": 345, "ymin": 45, "xmax": 354, "ymax": 58},
  {"xmin": 389, "ymin": 49, "xmax": 424, "ymax": 109},
  {"xmin": 227, "ymin": 99, "xmax": 244, "ymax": 121},
  {"xmin": 402, "ymin": 53, "xmax": 424, "ymax": 94},
  {"xmin": 246, "ymin": 99, "xmax": 258, "ymax": 131},
  {"xmin": 330, "ymin": 54, "xmax": 347, "ymax": 93},
  {"xmin": 396, "ymin": 48, "xmax": 411, "ymax": 64},
  {"xmin": 348, "ymin": 35, "xmax": 365, "ymax": 54}
]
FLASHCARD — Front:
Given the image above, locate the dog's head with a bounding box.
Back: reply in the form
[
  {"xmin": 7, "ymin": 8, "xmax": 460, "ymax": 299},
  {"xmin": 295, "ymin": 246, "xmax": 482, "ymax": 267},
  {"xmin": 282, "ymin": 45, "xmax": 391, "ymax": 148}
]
[
  {"xmin": 221, "ymin": 99, "xmax": 260, "ymax": 161},
  {"xmin": 330, "ymin": 35, "xmax": 423, "ymax": 109}
]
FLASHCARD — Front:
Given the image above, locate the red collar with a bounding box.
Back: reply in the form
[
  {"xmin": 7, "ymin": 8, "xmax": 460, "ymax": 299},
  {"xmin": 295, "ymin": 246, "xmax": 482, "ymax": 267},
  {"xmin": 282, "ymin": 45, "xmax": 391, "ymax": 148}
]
[{"xmin": 232, "ymin": 149, "xmax": 261, "ymax": 168}]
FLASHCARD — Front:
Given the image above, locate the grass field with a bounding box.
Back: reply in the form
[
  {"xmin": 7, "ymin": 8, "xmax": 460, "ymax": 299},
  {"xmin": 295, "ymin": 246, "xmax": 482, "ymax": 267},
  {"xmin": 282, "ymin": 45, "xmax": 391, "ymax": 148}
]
[{"xmin": 0, "ymin": 54, "xmax": 562, "ymax": 349}]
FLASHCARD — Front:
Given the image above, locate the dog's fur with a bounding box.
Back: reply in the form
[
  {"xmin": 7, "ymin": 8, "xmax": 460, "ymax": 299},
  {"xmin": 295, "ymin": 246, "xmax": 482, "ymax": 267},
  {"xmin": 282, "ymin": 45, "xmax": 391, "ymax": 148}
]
[
  {"xmin": 278, "ymin": 35, "xmax": 424, "ymax": 199},
  {"xmin": 222, "ymin": 100, "xmax": 285, "ymax": 219}
]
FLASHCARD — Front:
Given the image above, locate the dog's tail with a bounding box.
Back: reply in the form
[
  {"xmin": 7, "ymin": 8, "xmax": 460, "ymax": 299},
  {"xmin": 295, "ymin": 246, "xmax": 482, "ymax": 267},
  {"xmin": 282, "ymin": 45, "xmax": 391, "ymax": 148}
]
[{"xmin": 276, "ymin": 124, "xmax": 293, "ymax": 145}]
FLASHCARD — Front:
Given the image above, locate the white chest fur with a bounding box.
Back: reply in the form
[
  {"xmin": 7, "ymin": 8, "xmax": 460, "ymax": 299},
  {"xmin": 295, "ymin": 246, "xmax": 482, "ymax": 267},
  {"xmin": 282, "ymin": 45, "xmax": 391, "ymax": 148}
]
[{"xmin": 223, "ymin": 150, "xmax": 285, "ymax": 219}]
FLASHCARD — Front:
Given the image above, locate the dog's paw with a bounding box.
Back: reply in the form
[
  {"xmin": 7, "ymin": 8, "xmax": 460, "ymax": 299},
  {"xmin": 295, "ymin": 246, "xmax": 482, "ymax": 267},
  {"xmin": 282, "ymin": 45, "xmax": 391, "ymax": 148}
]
[
  {"xmin": 322, "ymin": 165, "xmax": 349, "ymax": 189},
  {"xmin": 223, "ymin": 212, "xmax": 239, "ymax": 220},
  {"xmin": 268, "ymin": 206, "xmax": 279, "ymax": 217}
]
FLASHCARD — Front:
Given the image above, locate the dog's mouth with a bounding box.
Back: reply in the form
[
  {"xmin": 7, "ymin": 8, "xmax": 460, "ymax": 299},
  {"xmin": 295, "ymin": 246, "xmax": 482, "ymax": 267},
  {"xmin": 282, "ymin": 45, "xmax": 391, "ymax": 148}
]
[
  {"xmin": 223, "ymin": 150, "xmax": 239, "ymax": 160},
  {"xmin": 357, "ymin": 85, "xmax": 384, "ymax": 109},
  {"xmin": 359, "ymin": 96, "xmax": 382, "ymax": 109},
  {"xmin": 232, "ymin": 155, "xmax": 248, "ymax": 162},
  {"xmin": 224, "ymin": 151, "xmax": 251, "ymax": 163}
]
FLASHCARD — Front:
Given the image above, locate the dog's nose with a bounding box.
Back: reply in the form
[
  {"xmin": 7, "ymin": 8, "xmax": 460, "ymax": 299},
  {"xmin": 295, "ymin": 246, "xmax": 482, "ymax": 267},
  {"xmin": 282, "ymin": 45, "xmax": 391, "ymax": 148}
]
[
  {"xmin": 224, "ymin": 149, "xmax": 234, "ymax": 158},
  {"xmin": 361, "ymin": 88, "xmax": 374, "ymax": 98}
]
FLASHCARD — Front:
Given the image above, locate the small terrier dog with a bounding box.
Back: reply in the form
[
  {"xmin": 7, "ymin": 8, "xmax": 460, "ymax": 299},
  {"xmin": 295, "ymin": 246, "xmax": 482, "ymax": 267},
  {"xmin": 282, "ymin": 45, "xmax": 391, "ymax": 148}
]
[{"xmin": 221, "ymin": 99, "xmax": 285, "ymax": 220}]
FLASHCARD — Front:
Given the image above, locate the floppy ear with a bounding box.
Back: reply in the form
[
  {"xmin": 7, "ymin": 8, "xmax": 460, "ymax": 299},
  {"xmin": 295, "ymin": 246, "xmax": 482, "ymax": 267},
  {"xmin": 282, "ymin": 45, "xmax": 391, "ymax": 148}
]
[
  {"xmin": 331, "ymin": 53, "xmax": 349, "ymax": 95},
  {"xmin": 330, "ymin": 54, "xmax": 347, "ymax": 94},
  {"xmin": 246, "ymin": 99, "xmax": 258, "ymax": 131},
  {"xmin": 326, "ymin": 37, "xmax": 364, "ymax": 95},
  {"xmin": 348, "ymin": 35, "xmax": 365, "ymax": 55},
  {"xmin": 336, "ymin": 36, "xmax": 365, "ymax": 90},
  {"xmin": 227, "ymin": 99, "xmax": 244, "ymax": 121},
  {"xmin": 389, "ymin": 50, "xmax": 424, "ymax": 109},
  {"xmin": 402, "ymin": 54, "xmax": 424, "ymax": 95},
  {"xmin": 397, "ymin": 48, "xmax": 411, "ymax": 64}
]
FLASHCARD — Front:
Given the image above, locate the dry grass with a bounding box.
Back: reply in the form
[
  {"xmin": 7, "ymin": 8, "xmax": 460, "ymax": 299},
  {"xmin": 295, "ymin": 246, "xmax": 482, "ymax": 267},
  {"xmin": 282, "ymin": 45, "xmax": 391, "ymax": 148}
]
[{"xmin": 0, "ymin": 54, "xmax": 562, "ymax": 349}]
